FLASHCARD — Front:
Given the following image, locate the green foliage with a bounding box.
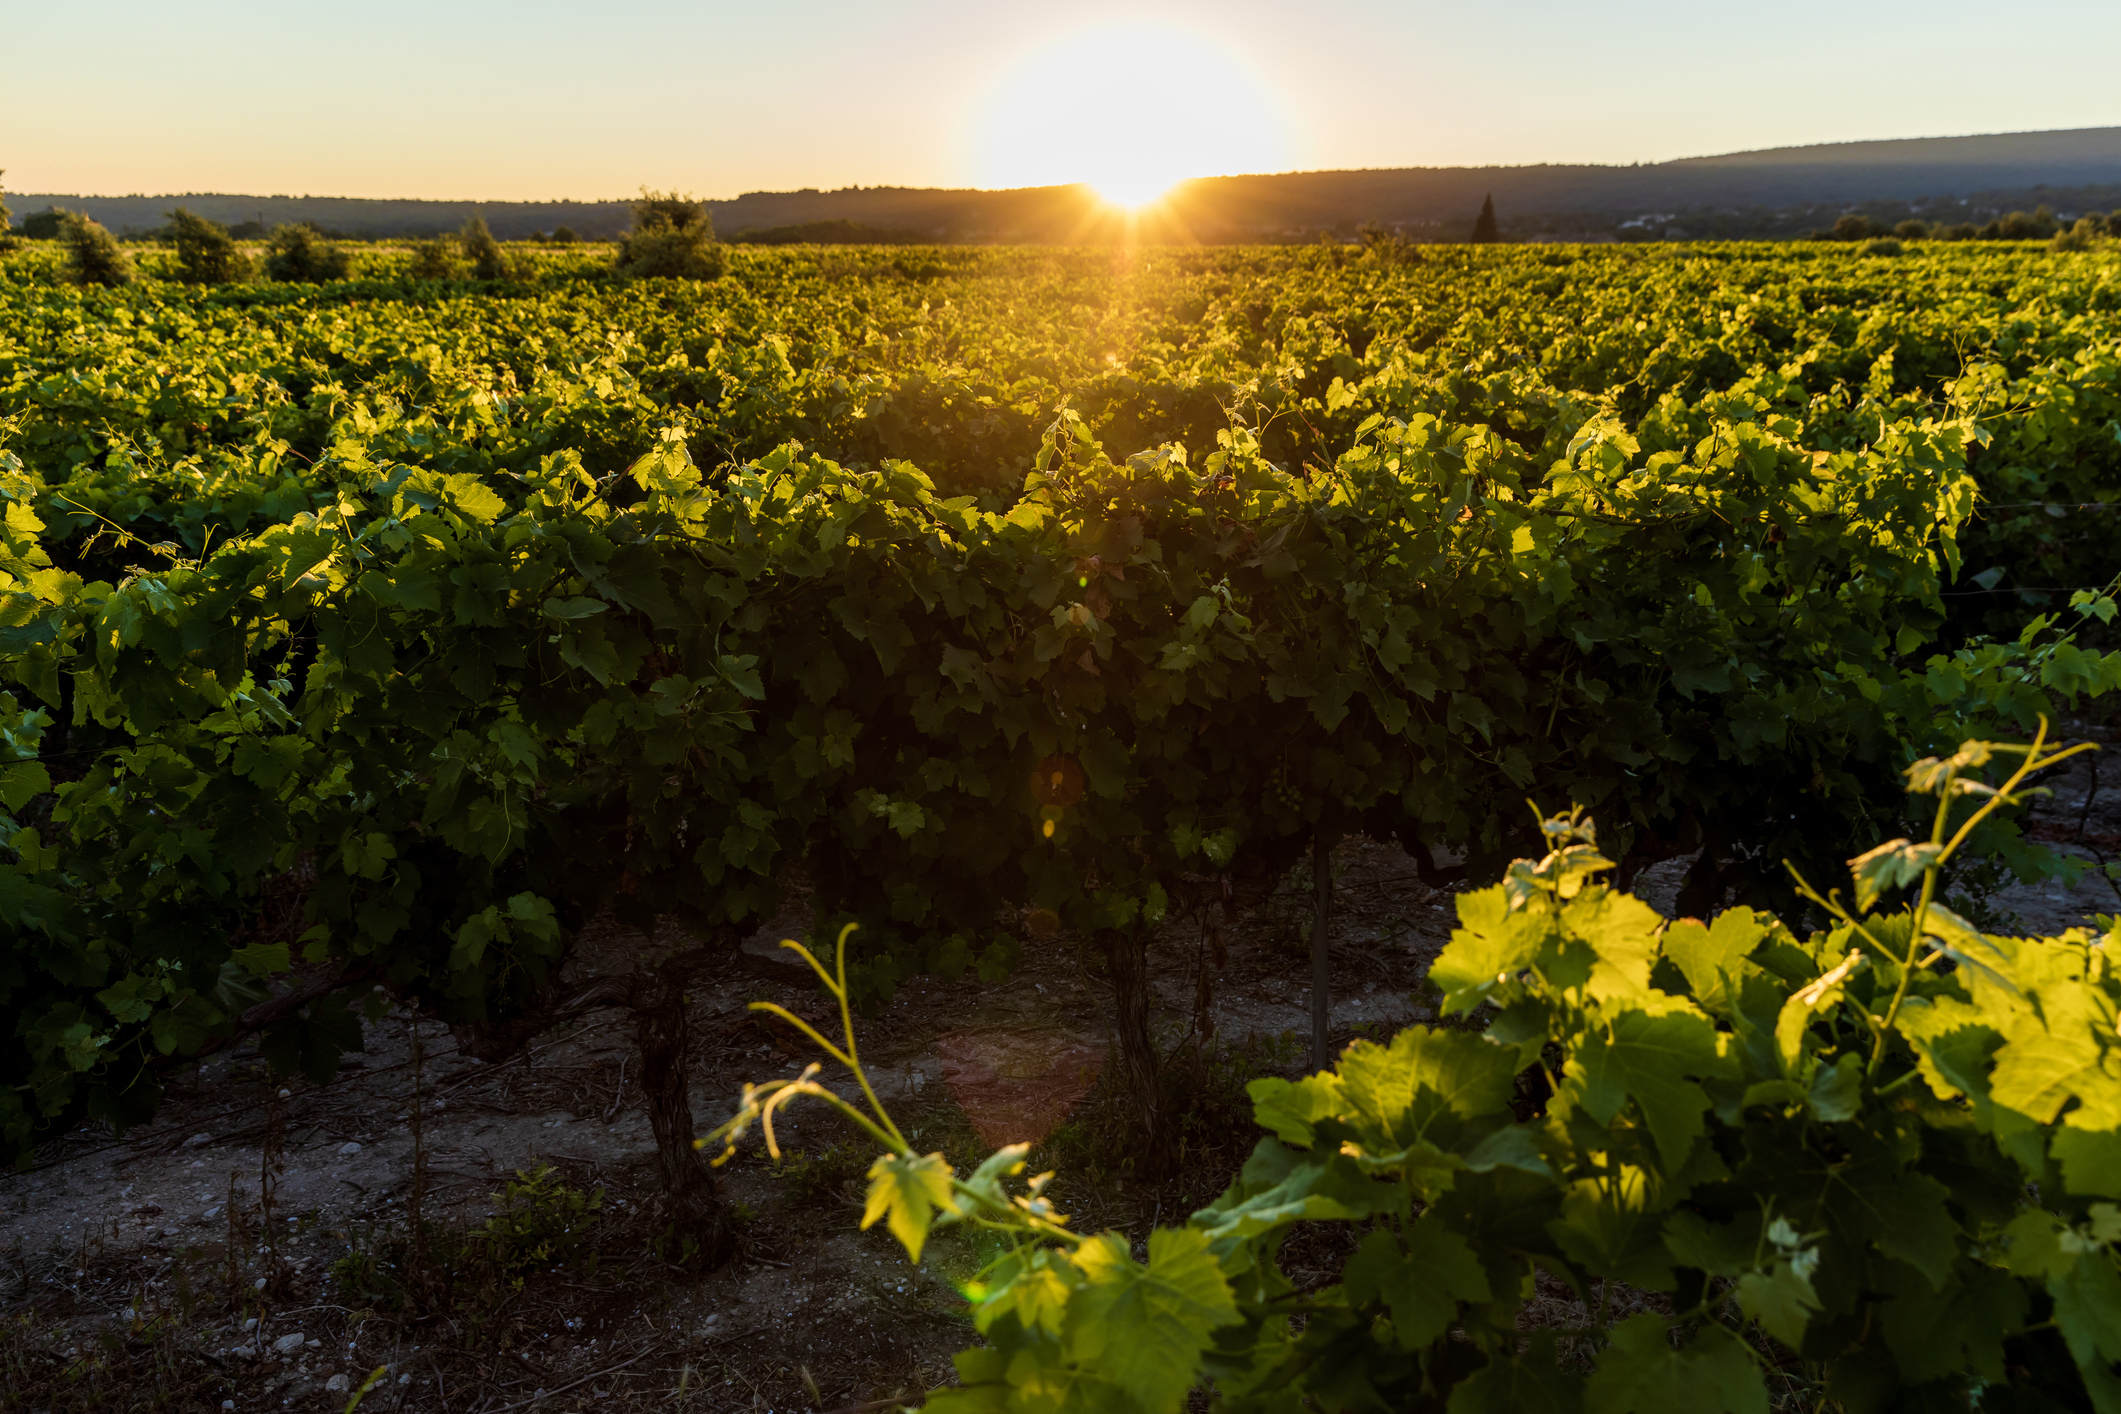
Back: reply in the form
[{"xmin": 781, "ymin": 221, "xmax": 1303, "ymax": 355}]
[
  {"xmin": 59, "ymin": 213, "xmax": 134, "ymax": 287},
  {"xmin": 1991, "ymin": 206, "xmax": 2062, "ymax": 241},
  {"xmin": 165, "ymin": 207, "xmax": 251, "ymax": 285},
  {"xmin": 2052, "ymin": 217, "xmax": 2106, "ymax": 253},
  {"xmin": 631, "ymin": 189, "xmax": 711, "ymax": 236},
  {"xmin": 2, "ymin": 243, "xmax": 2120, "ymax": 1165},
  {"xmin": 407, "ymin": 236, "xmax": 459, "ymax": 279},
  {"xmin": 330, "ymin": 1164, "xmax": 602, "ymax": 1315},
  {"xmin": 781, "ymin": 729, "xmax": 2121, "ymax": 1411},
  {"xmin": 614, "ymin": 189, "xmax": 724, "ymax": 279},
  {"xmin": 614, "ymin": 224, "xmax": 725, "ymax": 279},
  {"xmin": 771, "ymin": 1141, "xmax": 874, "ymax": 1205},
  {"xmin": 458, "ymin": 213, "xmax": 509, "ymax": 280},
  {"xmin": 1858, "ymin": 236, "xmax": 1904, "ymax": 257},
  {"xmin": 17, "ymin": 208, "xmax": 65, "ymax": 240},
  {"xmin": 469, "ymin": 1163, "xmax": 603, "ymax": 1278},
  {"xmin": 731, "ymin": 219, "xmax": 930, "ymax": 246},
  {"xmin": 262, "ymin": 223, "xmax": 350, "ymax": 282}
]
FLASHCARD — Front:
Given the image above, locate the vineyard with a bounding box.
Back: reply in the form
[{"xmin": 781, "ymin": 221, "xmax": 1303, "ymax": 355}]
[{"xmin": 4, "ymin": 233, "xmax": 2121, "ymax": 1411}]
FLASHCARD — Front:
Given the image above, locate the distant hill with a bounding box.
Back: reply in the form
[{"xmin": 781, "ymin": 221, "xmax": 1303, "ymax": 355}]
[{"xmin": 14, "ymin": 125, "xmax": 2121, "ymax": 243}]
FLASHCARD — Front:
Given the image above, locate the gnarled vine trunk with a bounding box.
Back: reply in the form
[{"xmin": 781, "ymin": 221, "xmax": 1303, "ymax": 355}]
[
  {"xmin": 634, "ymin": 968, "xmax": 736, "ymax": 1268},
  {"xmin": 447, "ymin": 935, "xmax": 740, "ymax": 1270},
  {"xmin": 1101, "ymin": 926, "xmax": 1172, "ymax": 1175}
]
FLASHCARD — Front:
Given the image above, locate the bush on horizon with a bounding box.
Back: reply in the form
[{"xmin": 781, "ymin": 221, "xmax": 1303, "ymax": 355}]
[
  {"xmin": 59, "ymin": 212, "xmax": 133, "ymax": 287},
  {"xmin": 263, "ymin": 222, "xmax": 351, "ymax": 282},
  {"xmin": 614, "ymin": 189, "xmax": 725, "ymax": 280},
  {"xmin": 460, "ymin": 213, "xmax": 510, "ymax": 280},
  {"xmin": 167, "ymin": 207, "xmax": 252, "ymax": 285}
]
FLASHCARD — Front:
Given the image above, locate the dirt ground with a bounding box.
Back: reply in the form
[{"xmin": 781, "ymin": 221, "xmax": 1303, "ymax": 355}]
[{"xmin": 6, "ymin": 731, "xmax": 2118, "ymax": 1414}]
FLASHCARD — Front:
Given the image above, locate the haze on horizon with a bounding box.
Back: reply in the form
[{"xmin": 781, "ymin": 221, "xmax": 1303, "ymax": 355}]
[{"xmin": 8, "ymin": 0, "xmax": 2119, "ymax": 204}]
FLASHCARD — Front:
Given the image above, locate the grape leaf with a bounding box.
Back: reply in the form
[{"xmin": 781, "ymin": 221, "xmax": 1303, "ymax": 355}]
[
  {"xmin": 861, "ymin": 1151, "xmax": 956, "ymax": 1263},
  {"xmin": 1064, "ymin": 1228, "xmax": 1237, "ymax": 1412},
  {"xmin": 1447, "ymin": 1333, "xmax": 1584, "ymax": 1413},
  {"xmin": 1584, "ymin": 1315, "xmax": 1765, "ymax": 1414},
  {"xmin": 1343, "ymin": 1212, "xmax": 1491, "ymax": 1348},
  {"xmin": 1563, "ymin": 1006, "xmax": 1728, "ymax": 1169}
]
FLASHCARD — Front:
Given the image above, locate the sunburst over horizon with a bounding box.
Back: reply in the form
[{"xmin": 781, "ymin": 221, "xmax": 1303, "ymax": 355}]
[{"xmin": 968, "ymin": 23, "xmax": 1296, "ymax": 210}]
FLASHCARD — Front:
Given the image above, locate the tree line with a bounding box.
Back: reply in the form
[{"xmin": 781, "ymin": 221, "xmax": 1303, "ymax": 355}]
[{"xmin": 1, "ymin": 190, "xmax": 727, "ymax": 287}]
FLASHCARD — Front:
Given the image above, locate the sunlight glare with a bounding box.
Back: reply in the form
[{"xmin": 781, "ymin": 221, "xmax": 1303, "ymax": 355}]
[{"xmin": 970, "ymin": 24, "xmax": 1293, "ymax": 208}]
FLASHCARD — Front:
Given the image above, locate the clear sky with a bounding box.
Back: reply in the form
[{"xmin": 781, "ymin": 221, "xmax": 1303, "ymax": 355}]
[{"xmin": 7, "ymin": 0, "xmax": 2119, "ymax": 201}]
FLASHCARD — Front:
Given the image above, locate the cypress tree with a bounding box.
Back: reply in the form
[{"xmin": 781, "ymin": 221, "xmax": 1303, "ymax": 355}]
[{"xmin": 1471, "ymin": 194, "xmax": 1499, "ymax": 244}]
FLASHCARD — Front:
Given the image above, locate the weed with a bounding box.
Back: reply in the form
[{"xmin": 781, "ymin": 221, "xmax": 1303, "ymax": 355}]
[
  {"xmin": 0, "ymin": 1308, "xmax": 227, "ymax": 1412},
  {"xmin": 329, "ymin": 1164, "xmax": 604, "ymax": 1320},
  {"xmin": 771, "ymin": 1142, "xmax": 872, "ymax": 1207}
]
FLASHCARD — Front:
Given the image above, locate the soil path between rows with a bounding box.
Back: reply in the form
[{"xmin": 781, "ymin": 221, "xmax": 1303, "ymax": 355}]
[{"xmin": 8, "ymin": 745, "xmax": 2118, "ymax": 1411}]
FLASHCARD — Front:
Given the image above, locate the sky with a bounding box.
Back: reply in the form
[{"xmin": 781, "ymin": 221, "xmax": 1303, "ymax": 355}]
[{"xmin": 6, "ymin": 0, "xmax": 2120, "ymax": 201}]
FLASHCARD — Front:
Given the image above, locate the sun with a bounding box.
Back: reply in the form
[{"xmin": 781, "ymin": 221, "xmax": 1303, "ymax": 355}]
[{"xmin": 970, "ymin": 24, "xmax": 1293, "ymax": 209}]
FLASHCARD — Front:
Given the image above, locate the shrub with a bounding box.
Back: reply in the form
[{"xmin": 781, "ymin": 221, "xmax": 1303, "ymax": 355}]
[
  {"xmin": 2051, "ymin": 217, "xmax": 2104, "ymax": 253},
  {"xmin": 1998, "ymin": 207, "xmax": 2060, "ymax": 241},
  {"xmin": 58, "ymin": 213, "xmax": 133, "ymax": 286},
  {"xmin": 166, "ymin": 207, "xmax": 251, "ymax": 285},
  {"xmin": 262, "ymin": 223, "xmax": 351, "ymax": 282},
  {"xmin": 407, "ymin": 236, "xmax": 459, "ymax": 280},
  {"xmin": 613, "ymin": 189, "xmax": 726, "ymax": 280},
  {"xmin": 468, "ymin": 1164, "xmax": 602, "ymax": 1280},
  {"xmin": 1941, "ymin": 221, "xmax": 1980, "ymax": 240},
  {"xmin": 631, "ymin": 189, "xmax": 709, "ymax": 234},
  {"xmin": 1858, "ymin": 236, "xmax": 1904, "ymax": 257},
  {"xmin": 1892, "ymin": 219, "xmax": 1930, "ymax": 239},
  {"xmin": 550, "ymin": 225, "xmax": 578, "ymax": 244},
  {"xmin": 1833, "ymin": 212, "xmax": 1879, "ymax": 240},
  {"xmin": 459, "ymin": 213, "xmax": 509, "ymax": 280},
  {"xmin": 18, "ymin": 208, "xmax": 65, "ymax": 240}
]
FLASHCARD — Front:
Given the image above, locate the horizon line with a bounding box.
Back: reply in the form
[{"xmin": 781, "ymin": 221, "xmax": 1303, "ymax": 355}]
[{"xmin": 12, "ymin": 122, "xmax": 2119, "ymax": 209}]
